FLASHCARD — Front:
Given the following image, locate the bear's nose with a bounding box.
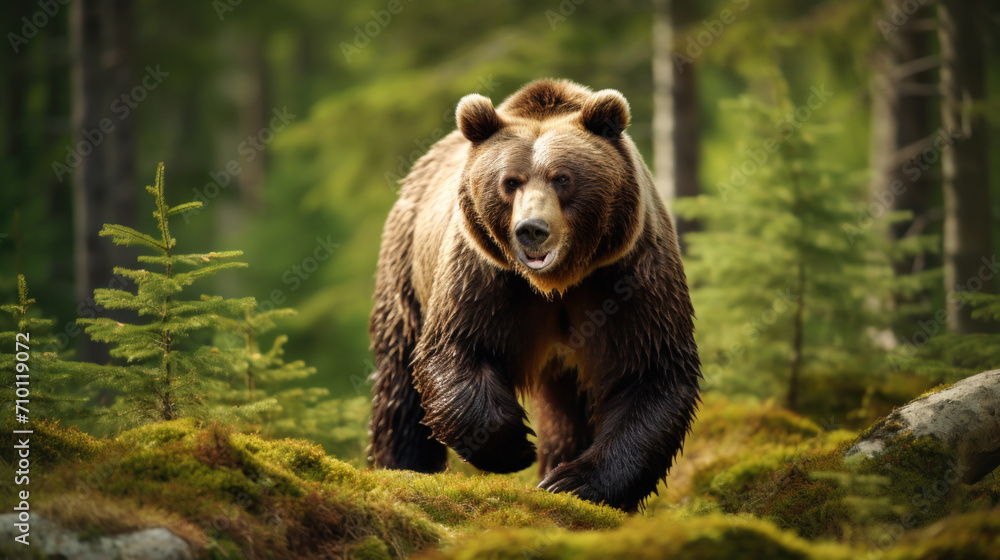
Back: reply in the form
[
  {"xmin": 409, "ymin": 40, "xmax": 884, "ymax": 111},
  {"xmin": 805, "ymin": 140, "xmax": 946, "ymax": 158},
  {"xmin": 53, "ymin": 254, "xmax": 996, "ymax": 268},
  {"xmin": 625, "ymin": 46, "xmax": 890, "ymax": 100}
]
[{"xmin": 515, "ymin": 219, "xmax": 550, "ymax": 247}]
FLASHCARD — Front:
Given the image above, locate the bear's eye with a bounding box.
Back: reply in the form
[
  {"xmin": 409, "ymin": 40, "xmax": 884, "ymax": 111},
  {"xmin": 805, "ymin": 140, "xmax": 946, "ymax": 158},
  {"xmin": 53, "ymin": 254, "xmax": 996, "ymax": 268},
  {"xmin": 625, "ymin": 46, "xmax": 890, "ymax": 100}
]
[
  {"xmin": 553, "ymin": 174, "xmax": 571, "ymax": 188},
  {"xmin": 503, "ymin": 178, "xmax": 522, "ymax": 191}
]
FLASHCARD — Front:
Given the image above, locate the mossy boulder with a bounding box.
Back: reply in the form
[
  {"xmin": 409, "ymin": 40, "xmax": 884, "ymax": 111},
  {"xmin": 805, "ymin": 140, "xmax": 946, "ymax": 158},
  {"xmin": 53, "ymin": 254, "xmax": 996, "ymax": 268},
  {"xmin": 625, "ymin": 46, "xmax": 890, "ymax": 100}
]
[{"xmin": 846, "ymin": 369, "xmax": 1000, "ymax": 484}]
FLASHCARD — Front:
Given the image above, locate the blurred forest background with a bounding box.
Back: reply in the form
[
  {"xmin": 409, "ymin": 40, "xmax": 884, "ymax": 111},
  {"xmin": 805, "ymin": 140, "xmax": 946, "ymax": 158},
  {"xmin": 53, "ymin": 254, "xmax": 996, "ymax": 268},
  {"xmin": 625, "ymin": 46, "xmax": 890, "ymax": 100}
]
[{"xmin": 1, "ymin": 0, "xmax": 999, "ymax": 458}]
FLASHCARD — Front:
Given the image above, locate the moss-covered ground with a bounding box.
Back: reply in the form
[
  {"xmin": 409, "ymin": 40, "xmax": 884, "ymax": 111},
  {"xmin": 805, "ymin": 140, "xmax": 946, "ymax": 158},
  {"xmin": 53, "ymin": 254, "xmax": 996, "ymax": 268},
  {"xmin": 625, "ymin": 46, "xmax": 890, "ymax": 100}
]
[{"xmin": 1, "ymin": 396, "xmax": 997, "ymax": 559}]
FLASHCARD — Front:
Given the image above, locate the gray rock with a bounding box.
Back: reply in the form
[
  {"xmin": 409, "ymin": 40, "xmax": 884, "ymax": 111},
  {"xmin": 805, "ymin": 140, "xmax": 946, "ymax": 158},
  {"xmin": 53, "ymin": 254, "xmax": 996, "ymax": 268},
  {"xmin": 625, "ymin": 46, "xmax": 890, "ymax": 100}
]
[
  {"xmin": 0, "ymin": 514, "xmax": 192, "ymax": 560},
  {"xmin": 845, "ymin": 369, "xmax": 1000, "ymax": 483}
]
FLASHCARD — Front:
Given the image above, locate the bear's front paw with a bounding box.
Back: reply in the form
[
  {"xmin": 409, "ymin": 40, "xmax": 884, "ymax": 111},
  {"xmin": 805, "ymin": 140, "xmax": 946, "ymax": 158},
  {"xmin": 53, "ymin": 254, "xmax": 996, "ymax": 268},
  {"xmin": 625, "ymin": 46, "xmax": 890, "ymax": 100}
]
[
  {"xmin": 452, "ymin": 421, "xmax": 536, "ymax": 474},
  {"xmin": 537, "ymin": 457, "xmax": 642, "ymax": 512}
]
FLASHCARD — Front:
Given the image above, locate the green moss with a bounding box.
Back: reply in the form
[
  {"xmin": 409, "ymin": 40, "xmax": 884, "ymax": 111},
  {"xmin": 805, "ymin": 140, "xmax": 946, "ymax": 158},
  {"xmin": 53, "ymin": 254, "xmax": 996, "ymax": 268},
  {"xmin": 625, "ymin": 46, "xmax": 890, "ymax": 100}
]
[
  {"xmin": 857, "ymin": 434, "xmax": 963, "ymax": 527},
  {"xmin": 854, "ymin": 414, "xmax": 907, "ymax": 443},
  {"xmin": 914, "ymin": 382, "xmax": 954, "ymax": 401},
  {"xmin": 887, "ymin": 509, "xmax": 1000, "ymax": 560},
  {"xmin": 697, "ymin": 429, "xmax": 975, "ymax": 545},
  {"xmin": 422, "ymin": 514, "xmax": 852, "ymax": 560},
  {"xmin": 19, "ymin": 420, "xmax": 621, "ymax": 559},
  {"xmin": 117, "ymin": 417, "xmax": 200, "ymax": 446},
  {"xmin": 14, "ymin": 401, "xmax": 996, "ymax": 560},
  {"xmin": 351, "ymin": 535, "xmax": 392, "ymax": 560},
  {"xmin": 708, "ymin": 446, "xmax": 805, "ymax": 498},
  {"xmin": 0, "ymin": 418, "xmax": 107, "ymax": 467},
  {"xmin": 656, "ymin": 396, "xmax": 987, "ymax": 546}
]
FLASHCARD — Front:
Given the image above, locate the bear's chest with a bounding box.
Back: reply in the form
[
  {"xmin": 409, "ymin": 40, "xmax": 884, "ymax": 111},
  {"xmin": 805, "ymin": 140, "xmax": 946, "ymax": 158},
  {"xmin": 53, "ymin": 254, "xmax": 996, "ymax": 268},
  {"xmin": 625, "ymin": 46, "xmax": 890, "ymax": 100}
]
[{"xmin": 515, "ymin": 282, "xmax": 621, "ymax": 391}]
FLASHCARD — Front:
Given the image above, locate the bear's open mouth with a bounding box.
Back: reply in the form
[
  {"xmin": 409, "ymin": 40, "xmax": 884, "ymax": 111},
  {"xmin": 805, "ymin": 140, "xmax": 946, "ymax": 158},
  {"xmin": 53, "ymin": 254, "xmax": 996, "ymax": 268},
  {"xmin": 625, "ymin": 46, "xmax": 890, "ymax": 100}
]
[{"xmin": 519, "ymin": 249, "xmax": 555, "ymax": 270}]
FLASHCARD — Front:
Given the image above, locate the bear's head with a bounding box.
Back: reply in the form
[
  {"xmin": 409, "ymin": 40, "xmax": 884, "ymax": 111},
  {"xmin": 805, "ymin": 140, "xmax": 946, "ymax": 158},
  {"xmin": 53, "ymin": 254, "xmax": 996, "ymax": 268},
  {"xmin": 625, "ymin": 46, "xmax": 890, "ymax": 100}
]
[{"xmin": 456, "ymin": 80, "xmax": 647, "ymax": 296}]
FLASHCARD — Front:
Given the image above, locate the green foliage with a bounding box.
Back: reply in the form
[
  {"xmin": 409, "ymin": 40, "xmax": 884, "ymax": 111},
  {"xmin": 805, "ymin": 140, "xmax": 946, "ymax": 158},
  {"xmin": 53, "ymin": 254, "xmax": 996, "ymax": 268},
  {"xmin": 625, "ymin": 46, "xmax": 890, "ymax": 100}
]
[
  {"xmin": 210, "ymin": 305, "xmax": 370, "ymax": 459},
  {"xmin": 676, "ymin": 66, "xmax": 897, "ymax": 405},
  {"xmin": 0, "ymin": 163, "xmax": 369, "ymax": 459},
  {"xmin": 75, "ymin": 163, "xmax": 261, "ymax": 426},
  {"xmin": 0, "ymin": 275, "xmax": 87, "ymax": 419},
  {"xmin": 210, "ymin": 307, "xmax": 311, "ymax": 416},
  {"xmin": 894, "ymin": 292, "xmax": 1000, "ymax": 383}
]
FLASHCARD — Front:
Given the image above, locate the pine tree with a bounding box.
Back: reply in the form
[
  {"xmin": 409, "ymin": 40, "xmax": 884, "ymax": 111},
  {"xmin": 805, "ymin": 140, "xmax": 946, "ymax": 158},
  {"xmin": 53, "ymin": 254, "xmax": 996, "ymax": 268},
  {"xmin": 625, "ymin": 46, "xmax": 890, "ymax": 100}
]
[
  {"xmin": 896, "ymin": 292, "xmax": 1000, "ymax": 382},
  {"xmin": 211, "ymin": 306, "xmax": 316, "ymax": 416},
  {"xmin": 77, "ymin": 163, "xmax": 259, "ymax": 425},
  {"xmin": 0, "ymin": 275, "xmax": 86, "ymax": 419},
  {"xmin": 675, "ymin": 70, "xmax": 899, "ymax": 410},
  {"xmin": 211, "ymin": 306, "xmax": 370, "ymax": 460}
]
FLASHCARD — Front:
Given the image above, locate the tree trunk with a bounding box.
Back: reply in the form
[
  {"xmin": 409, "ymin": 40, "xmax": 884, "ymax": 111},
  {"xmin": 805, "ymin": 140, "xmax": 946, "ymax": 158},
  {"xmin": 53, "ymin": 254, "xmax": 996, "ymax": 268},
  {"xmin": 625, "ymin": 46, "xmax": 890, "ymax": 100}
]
[
  {"xmin": 236, "ymin": 38, "xmax": 267, "ymax": 212},
  {"xmin": 938, "ymin": 0, "xmax": 993, "ymax": 334},
  {"xmin": 867, "ymin": 0, "xmax": 937, "ymax": 348},
  {"xmin": 869, "ymin": 0, "xmax": 935, "ymax": 272},
  {"xmin": 71, "ymin": 0, "xmax": 136, "ymax": 363},
  {"xmin": 71, "ymin": 0, "xmax": 108, "ymax": 363},
  {"xmin": 652, "ymin": 0, "xmax": 701, "ymax": 251},
  {"xmin": 3, "ymin": 0, "xmax": 33, "ymax": 169},
  {"xmin": 672, "ymin": 58, "xmax": 701, "ymax": 245},
  {"xmin": 100, "ymin": 0, "xmax": 137, "ymax": 240},
  {"xmin": 787, "ymin": 259, "xmax": 805, "ymax": 411},
  {"xmin": 651, "ymin": 0, "xmax": 674, "ymax": 206},
  {"xmin": 846, "ymin": 369, "xmax": 1000, "ymax": 484}
]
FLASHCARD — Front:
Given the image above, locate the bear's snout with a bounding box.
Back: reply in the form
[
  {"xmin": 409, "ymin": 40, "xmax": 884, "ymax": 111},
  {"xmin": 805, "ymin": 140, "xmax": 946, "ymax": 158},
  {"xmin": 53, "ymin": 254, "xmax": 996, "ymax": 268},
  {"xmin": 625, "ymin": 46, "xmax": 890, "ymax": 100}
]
[{"xmin": 515, "ymin": 218, "xmax": 550, "ymax": 248}]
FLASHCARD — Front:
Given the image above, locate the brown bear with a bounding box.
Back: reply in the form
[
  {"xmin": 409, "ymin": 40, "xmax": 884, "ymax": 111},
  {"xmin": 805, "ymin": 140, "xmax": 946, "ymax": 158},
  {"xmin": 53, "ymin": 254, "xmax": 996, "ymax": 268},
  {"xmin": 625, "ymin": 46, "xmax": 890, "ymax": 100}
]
[{"xmin": 368, "ymin": 79, "xmax": 701, "ymax": 512}]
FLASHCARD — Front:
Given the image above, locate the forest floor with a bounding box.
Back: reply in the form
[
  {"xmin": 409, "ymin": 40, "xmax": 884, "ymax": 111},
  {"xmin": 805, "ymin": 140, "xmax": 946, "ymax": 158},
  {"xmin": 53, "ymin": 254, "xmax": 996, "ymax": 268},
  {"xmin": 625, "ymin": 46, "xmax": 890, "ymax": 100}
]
[{"xmin": 1, "ymin": 394, "xmax": 998, "ymax": 559}]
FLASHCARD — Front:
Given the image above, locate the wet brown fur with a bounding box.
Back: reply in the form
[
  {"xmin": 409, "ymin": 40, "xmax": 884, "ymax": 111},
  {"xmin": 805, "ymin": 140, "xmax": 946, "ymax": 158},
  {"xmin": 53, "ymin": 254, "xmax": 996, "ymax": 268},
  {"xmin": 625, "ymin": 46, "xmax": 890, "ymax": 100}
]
[{"xmin": 368, "ymin": 79, "xmax": 701, "ymax": 512}]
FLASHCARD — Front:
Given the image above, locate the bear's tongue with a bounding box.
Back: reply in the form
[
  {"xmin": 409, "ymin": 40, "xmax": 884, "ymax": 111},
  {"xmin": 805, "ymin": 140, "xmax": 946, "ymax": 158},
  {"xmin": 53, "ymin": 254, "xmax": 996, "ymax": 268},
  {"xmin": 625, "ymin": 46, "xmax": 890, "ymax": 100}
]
[{"xmin": 523, "ymin": 250, "xmax": 553, "ymax": 270}]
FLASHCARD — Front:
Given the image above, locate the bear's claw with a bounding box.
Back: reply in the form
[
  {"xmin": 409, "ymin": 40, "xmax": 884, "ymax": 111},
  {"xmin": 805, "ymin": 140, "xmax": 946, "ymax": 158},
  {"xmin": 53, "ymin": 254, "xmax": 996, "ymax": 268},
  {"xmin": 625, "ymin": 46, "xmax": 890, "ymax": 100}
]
[{"xmin": 537, "ymin": 457, "xmax": 640, "ymax": 513}]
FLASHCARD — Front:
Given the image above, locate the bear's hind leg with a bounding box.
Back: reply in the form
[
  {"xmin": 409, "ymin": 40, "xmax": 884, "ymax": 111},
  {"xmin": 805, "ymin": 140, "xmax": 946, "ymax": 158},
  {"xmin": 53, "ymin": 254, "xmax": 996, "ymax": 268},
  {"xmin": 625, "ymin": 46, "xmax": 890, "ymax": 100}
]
[
  {"xmin": 369, "ymin": 351, "xmax": 447, "ymax": 472},
  {"xmin": 534, "ymin": 362, "xmax": 593, "ymax": 478}
]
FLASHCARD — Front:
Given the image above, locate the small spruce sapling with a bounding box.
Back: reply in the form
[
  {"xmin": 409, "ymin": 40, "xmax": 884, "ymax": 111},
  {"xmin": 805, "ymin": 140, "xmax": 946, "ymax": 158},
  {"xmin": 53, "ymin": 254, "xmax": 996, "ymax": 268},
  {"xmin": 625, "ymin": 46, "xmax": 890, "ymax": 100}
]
[
  {"xmin": 0, "ymin": 275, "xmax": 87, "ymax": 419},
  {"xmin": 212, "ymin": 306, "xmax": 317, "ymax": 419},
  {"xmin": 77, "ymin": 163, "xmax": 259, "ymax": 425},
  {"xmin": 211, "ymin": 307, "xmax": 369, "ymax": 460}
]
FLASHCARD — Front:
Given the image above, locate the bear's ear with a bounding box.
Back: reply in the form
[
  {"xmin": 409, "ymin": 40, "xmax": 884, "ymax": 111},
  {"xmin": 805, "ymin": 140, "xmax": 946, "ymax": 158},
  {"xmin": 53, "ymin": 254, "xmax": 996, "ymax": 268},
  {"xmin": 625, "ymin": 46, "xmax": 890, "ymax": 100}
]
[
  {"xmin": 580, "ymin": 89, "xmax": 631, "ymax": 139},
  {"xmin": 456, "ymin": 94, "xmax": 504, "ymax": 143}
]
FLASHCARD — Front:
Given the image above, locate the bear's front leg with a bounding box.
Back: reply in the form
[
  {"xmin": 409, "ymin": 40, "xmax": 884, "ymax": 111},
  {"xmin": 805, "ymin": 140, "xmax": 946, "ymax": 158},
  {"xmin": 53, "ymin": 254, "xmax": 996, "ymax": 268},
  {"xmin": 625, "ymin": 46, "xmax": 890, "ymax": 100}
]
[
  {"xmin": 415, "ymin": 347, "xmax": 536, "ymax": 473},
  {"xmin": 538, "ymin": 373, "xmax": 700, "ymax": 512}
]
